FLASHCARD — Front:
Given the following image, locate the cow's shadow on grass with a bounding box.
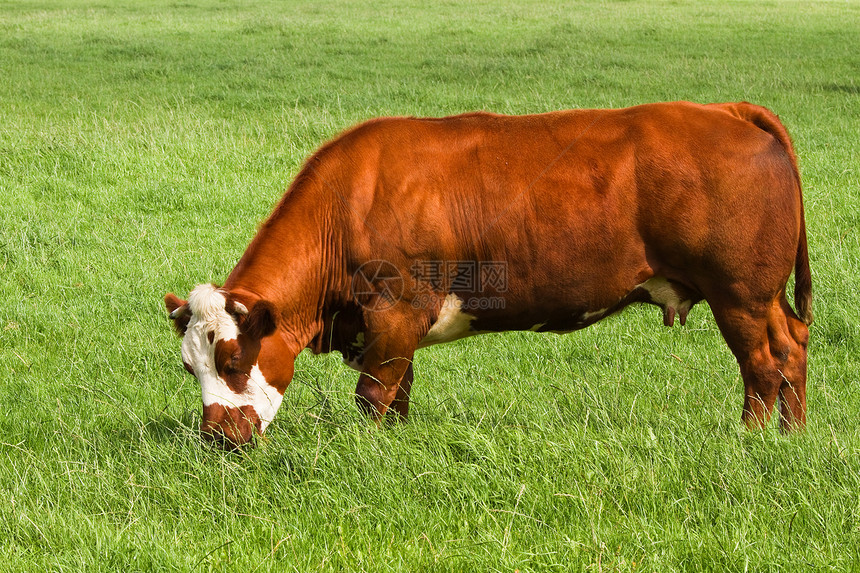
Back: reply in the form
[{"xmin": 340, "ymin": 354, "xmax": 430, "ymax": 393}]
[
  {"xmin": 132, "ymin": 411, "xmax": 269, "ymax": 455},
  {"xmin": 129, "ymin": 409, "xmax": 200, "ymax": 446},
  {"xmin": 821, "ymin": 82, "xmax": 860, "ymax": 95}
]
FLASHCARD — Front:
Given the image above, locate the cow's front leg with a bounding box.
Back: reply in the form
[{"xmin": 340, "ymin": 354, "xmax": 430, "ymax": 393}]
[
  {"xmin": 388, "ymin": 362, "xmax": 414, "ymax": 421},
  {"xmin": 353, "ymin": 305, "xmax": 423, "ymax": 422},
  {"xmin": 355, "ymin": 357, "xmax": 414, "ymax": 421}
]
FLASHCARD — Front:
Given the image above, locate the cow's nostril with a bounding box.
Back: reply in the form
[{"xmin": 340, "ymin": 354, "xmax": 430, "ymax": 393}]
[{"xmin": 200, "ymin": 424, "xmax": 224, "ymax": 446}]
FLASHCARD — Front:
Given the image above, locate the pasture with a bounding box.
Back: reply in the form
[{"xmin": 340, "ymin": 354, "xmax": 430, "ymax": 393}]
[{"xmin": 1, "ymin": 0, "xmax": 859, "ymax": 570}]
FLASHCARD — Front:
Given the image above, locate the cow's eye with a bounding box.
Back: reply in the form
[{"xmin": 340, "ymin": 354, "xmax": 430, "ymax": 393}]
[{"xmin": 223, "ymin": 354, "xmax": 244, "ymax": 376}]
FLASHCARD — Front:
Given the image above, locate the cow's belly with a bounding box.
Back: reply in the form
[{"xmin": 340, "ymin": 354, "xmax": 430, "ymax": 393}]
[
  {"xmin": 417, "ymin": 276, "xmax": 697, "ymax": 349},
  {"xmin": 416, "ymin": 292, "xmax": 608, "ymax": 348}
]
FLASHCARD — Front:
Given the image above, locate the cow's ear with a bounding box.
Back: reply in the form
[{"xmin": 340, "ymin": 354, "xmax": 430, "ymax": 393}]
[
  {"xmin": 241, "ymin": 301, "xmax": 277, "ymax": 340},
  {"xmin": 165, "ymin": 293, "xmax": 190, "ymax": 336}
]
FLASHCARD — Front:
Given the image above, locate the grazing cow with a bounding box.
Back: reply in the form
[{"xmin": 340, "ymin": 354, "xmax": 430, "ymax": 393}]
[{"xmin": 165, "ymin": 101, "xmax": 812, "ymax": 448}]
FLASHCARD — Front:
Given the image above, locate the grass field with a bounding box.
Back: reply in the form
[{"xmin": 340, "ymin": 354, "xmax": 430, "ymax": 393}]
[{"xmin": 1, "ymin": 0, "xmax": 859, "ymax": 570}]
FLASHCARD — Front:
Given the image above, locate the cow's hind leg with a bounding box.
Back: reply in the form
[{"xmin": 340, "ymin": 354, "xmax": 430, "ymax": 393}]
[
  {"xmin": 775, "ymin": 298, "xmax": 809, "ymax": 431},
  {"xmin": 711, "ymin": 295, "xmax": 809, "ymax": 431}
]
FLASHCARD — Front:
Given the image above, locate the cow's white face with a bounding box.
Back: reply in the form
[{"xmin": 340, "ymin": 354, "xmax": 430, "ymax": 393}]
[{"xmin": 166, "ymin": 284, "xmax": 283, "ymax": 448}]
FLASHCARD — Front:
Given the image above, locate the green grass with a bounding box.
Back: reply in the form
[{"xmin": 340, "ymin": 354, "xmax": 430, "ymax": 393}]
[{"xmin": 1, "ymin": 0, "xmax": 859, "ymax": 570}]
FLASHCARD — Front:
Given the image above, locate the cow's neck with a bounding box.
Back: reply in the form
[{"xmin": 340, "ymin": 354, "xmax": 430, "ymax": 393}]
[{"xmin": 223, "ymin": 178, "xmax": 347, "ymax": 353}]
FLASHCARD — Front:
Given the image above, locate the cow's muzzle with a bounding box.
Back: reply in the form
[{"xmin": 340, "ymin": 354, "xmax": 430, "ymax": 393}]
[{"xmin": 200, "ymin": 404, "xmax": 261, "ymax": 449}]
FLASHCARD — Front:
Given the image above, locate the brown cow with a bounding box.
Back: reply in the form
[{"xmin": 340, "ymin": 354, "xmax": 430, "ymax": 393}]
[{"xmin": 165, "ymin": 101, "xmax": 812, "ymax": 448}]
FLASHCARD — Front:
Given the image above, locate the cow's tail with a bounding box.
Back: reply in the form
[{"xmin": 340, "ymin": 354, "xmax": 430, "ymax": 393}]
[
  {"xmin": 726, "ymin": 102, "xmax": 814, "ymax": 326},
  {"xmin": 793, "ymin": 206, "xmax": 814, "ymax": 325}
]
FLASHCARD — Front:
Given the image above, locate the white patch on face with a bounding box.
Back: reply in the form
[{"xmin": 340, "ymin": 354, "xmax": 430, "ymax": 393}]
[
  {"xmin": 637, "ymin": 276, "xmax": 692, "ymax": 314},
  {"xmin": 180, "ymin": 284, "xmax": 284, "ymax": 432},
  {"xmin": 246, "ymin": 365, "xmax": 284, "ymax": 432},
  {"xmin": 418, "ymin": 294, "xmax": 481, "ymax": 348},
  {"xmin": 185, "ymin": 284, "xmax": 239, "ymax": 340}
]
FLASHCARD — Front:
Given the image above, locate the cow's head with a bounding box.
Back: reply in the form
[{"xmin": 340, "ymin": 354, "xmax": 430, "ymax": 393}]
[{"xmin": 164, "ymin": 284, "xmax": 293, "ymax": 449}]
